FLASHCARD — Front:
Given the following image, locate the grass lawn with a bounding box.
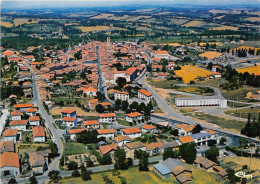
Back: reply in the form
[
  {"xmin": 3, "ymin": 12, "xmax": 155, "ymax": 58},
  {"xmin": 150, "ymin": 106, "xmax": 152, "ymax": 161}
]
[
  {"xmin": 185, "ymin": 164, "xmax": 224, "ymax": 184},
  {"xmin": 180, "ymin": 110, "xmax": 245, "ymax": 132},
  {"xmin": 117, "ymin": 119, "xmax": 130, "ymax": 126},
  {"xmin": 65, "ymin": 142, "xmax": 88, "ymax": 155},
  {"xmin": 227, "ymin": 101, "xmax": 250, "ymax": 108},
  {"xmin": 22, "ymin": 131, "xmax": 33, "ymax": 143},
  {"xmin": 175, "ymin": 86, "xmax": 215, "ymax": 96},
  {"xmin": 148, "ymin": 80, "xmax": 181, "ymax": 89},
  {"xmin": 18, "ymin": 143, "xmax": 49, "ymax": 155},
  {"xmin": 224, "ymin": 107, "xmax": 260, "ymax": 119},
  {"xmin": 59, "ymin": 167, "xmax": 175, "ymax": 184}
]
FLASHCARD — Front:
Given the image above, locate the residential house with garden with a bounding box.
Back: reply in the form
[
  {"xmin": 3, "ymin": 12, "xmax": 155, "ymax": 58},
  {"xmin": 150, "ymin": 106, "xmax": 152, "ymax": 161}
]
[
  {"xmin": 121, "ymin": 127, "xmax": 142, "ymax": 139},
  {"xmin": 32, "ymin": 126, "xmax": 45, "ymax": 143}
]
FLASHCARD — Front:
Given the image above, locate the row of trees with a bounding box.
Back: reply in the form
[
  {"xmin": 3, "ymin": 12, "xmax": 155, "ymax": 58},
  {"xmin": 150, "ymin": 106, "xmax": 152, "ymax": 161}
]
[{"xmin": 241, "ymin": 113, "xmax": 260, "ymax": 138}]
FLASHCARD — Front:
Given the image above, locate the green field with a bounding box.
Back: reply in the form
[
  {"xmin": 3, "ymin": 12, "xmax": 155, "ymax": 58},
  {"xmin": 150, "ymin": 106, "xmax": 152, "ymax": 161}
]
[
  {"xmin": 224, "ymin": 107, "xmax": 260, "ymax": 119},
  {"xmin": 117, "ymin": 119, "xmax": 130, "ymax": 126},
  {"xmin": 65, "ymin": 142, "xmax": 88, "ymax": 155}
]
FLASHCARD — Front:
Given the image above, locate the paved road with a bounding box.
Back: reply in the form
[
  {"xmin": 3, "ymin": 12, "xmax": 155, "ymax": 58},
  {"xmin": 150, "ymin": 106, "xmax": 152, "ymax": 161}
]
[
  {"xmin": 25, "ymin": 62, "xmax": 64, "ymax": 172},
  {"xmin": 0, "ymin": 108, "xmax": 8, "ymax": 135}
]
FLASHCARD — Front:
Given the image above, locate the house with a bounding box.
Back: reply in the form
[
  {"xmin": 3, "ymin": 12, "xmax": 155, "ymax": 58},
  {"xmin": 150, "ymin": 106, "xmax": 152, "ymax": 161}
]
[
  {"xmin": 83, "ymin": 120, "xmax": 100, "ymax": 129},
  {"xmin": 99, "ymin": 113, "xmax": 116, "ymax": 123},
  {"xmin": 97, "ymin": 129, "xmax": 115, "ymax": 139},
  {"xmin": 32, "ymin": 126, "xmax": 45, "ymax": 143},
  {"xmin": 9, "ymin": 120, "xmax": 27, "ymax": 131},
  {"xmin": 83, "ymin": 87, "xmax": 97, "ymax": 96},
  {"xmin": 69, "ymin": 129, "xmax": 86, "ymax": 140},
  {"xmin": 3, "ymin": 129, "xmax": 18, "ymax": 142},
  {"xmin": 114, "ymin": 91, "xmax": 129, "ymax": 101},
  {"xmin": 212, "ymin": 165, "xmax": 228, "ymax": 178},
  {"xmin": 152, "ymin": 50, "xmax": 171, "ymax": 59},
  {"xmin": 178, "ymin": 136, "xmax": 194, "ymax": 144},
  {"xmin": 190, "ymin": 133, "xmax": 215, "ymax": 146},
  {"xmin": 121, "ymin": 127, "xmax": 142, "ymax": 139},
  {"xmin": 113, "ymin": 135, "xmax": 132, "ymax": 147},
  {"xmin": 194, "ymin": 156, "xmax": 217, "ymax": 172},
  {"xmin": 11, "ymin": 111, "xmax": 21, "ymax": 121},
  {"xmin": 138, "ymin": 89, "xmax": 152, "ymax": 103},
  {"xmin": 13, "ymin": 103, "xmax": 34, "ymax": 112},
  {"xmin": 62, "ymin": 117, "xmax": 78, "ymax": 127},
  {"xmin": 0, "ymin": 141, "xmax": 15, "ymax": 153},
  {"xmin": 142, "ymin": 124, "xmax": 157, "ymax": 133},
  {"xmin": 61, "ymin": 109, "xmax": 77, "ymax": 118},
  {"xmin": 124, "ymin": 141, "xmax": 146, "ymax": 158},
  {"xmin": 29, "ymin": 116, "xmax": 40, "ymax": 126},
  {"xmin": 99, "ymin": 143, "xmax": 118, "ymax": 156},
  {"xmin": 125, "ymin": 67, "xmax": 138, "ymax": 81},
  {"xmin": 29, "ymin": 150, "xmax": 51, "ymax": 174},
  {"xmin": 153, "ymin": 158, "xmax": 192, "ymax": 183},
  {"xmin": 26, "ymin": 108, "xmax": 37, "ymax": 116},
  {"xmin": 202, "ymin": 129, "xmax": 220, "ymax": 143},
  {"xmin": 0, "ymin": 152, "xmax": 20, "ymax": 178},
  {"xmin": 88, "ymin": 99, "xmax": 99, "ymax": 110},
  {"xmin": 162, "ymin": 140, "xmax": 181, "ymax": 151},
  {"xmin": 176, "ymin": 124, "xmax": 195, "ymax": 136},
  {"xmin": 146, "ymin": 142, "xmax": 163, "ymax": 156},
  {"xmin": 125, "ymin": 112, "xmax": 143, "ymax": 123},
  {"xmin": 212, "ymin": 72, "xmax": 221, "ymax": 78}
]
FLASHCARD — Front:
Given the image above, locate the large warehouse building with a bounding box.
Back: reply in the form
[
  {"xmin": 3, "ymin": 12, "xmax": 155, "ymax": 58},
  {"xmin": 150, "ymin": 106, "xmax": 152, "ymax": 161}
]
[{"xmin": 175, "ymin": 96, "xmax": 227, "ymax": 108}]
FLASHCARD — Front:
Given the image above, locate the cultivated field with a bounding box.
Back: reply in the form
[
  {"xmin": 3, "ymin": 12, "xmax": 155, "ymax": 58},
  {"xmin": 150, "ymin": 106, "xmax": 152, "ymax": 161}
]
[
  {"xmin": 245, "ymin": 17, "xmax": 260, "ymax": 22},
  {"xmin": 0, "ymin": 21, "xmax": 13, "ymax": 27},
  {"xmin": 199, "ymin": 51, "xmax": 222, "ymax": 59},
  {"xmin": 13, "ymin": 18, "xmax": 37, "ymax": 26},
  {"xmin": 211, "ymin": 26, "xmax": 239, "ymax": 31},
  {"xmin": 50, "ymin": 106, "xmax": 99, "ymax": 117},
  {"xmin": 236, "ymin": 65, "xmax": 260, "ymax": 75},
  {"xmin": 183, "ymin": 21, "xmax": 204, "ymax": 27},
  {"xmin": 174, "ymin": 65, "xmax": 212, "ymax": 83},
  {"xmin": 77, "ymin": 26, "xmax": 110, "ymax": 32},
  {"xmin": 90, "ymin": 13, "xmax": 114, "ymax": 19}
]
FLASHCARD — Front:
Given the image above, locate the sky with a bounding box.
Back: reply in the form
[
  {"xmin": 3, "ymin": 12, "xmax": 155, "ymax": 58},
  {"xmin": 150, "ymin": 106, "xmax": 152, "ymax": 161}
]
[{"xmin": 1, "ymin": 0, "xmax": 260, "ymax": 10}]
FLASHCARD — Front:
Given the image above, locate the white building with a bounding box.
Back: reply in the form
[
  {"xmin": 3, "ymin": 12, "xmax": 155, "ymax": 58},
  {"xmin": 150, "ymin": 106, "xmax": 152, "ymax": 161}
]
[
  {"xmin": 152, "ymin": 50, "xmax": 171, "ymax": 59},
  {"xmin": 32, "ymin": 126, "xmax": 45, "ymax": 143},
  {"xmin": 99, "ymin": 113, "xmax": 116, "ymax": 123},
  {"xmin": 11, "ymin": 111, "xmax": 21, "ymax": 121},
  {"xmin": 62, "ymin": 117, "xmax": 78, "ymax": 127},
  {"xmin": 83, "ymin": 120, "xmax": 100, "ymax": 129},
  {"xmin": 121, "ymin": 127, "xmax": 142, "ymax": 139},
  {"xmin": 0, "ymin": 152, "xmax": 20, "ymax": 179},
  {"xmin": 125, "ymin": 112, "xmax": 143, "ymax": 123},
  {"xmin": 9, "ymin": 120, "xmax": 27, "ymax": 131},
  {"xmin": 142, "ymin": 124, "xmax": 157, "ymax": 133},
  {"xmin": 29, "ymin": 116, "xmax": 40, "ymax": 126},
  {"xmin": 3, "ymin": 129, "xmax": 18, "ymax": 143},
  {"xmin": 190, "ymin": 133, "xmax": 215, "ymax": 146},
  {"xmin": 138, "ymin": 89, "xmax": 153, "ymax": 103},
  {"xmin": 97, "ymin": 129, "xmax": 115, "ymax": 139},
  {"xmin": 69, "ymin": 129, "xmax": 85, "ymax": 140},
  {"xmin": 113, "ymin": 135, "xmax": 132, "ymax": 147},
  {"xmin": 114, "ymin": 91, "xmax": 129, "ymax": 101},
  {"xmin": 175, "ymin": 97, "xmax": 227, "ymax": 108},
  {"xmin": 26, "ymin": 108, "xmax": 37, "ymax": 116}
]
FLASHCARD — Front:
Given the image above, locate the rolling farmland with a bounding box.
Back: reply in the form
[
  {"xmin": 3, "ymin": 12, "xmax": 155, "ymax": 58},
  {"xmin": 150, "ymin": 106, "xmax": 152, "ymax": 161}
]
[
  {"xmin": 236, "ymin": 65, "xmax": 260, "ymax": 75},
  {"xmin": 175, "ymin": 65, "xmax": 212, "ymax": 83},
  {"xmin": 199, "ymin": 51, "xmax": 222, "ymax": 59},
  {"xmin": 0, "ymin": 21, "xmax": 13, "ymax": 27}
]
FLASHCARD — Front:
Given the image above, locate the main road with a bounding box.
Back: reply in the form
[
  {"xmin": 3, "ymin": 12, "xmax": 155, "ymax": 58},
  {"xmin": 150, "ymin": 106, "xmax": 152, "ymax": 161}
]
[{"xmin": 25, "ymin": 62, "xmax": 64, "ymax": 172}]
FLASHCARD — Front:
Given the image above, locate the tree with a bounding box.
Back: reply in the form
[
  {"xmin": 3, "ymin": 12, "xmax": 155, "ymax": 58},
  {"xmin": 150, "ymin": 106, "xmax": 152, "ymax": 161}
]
[
  {"xmin": 114, "ymin": 148, "xmax": 129, "ymax": 170},
  {"xmin": 163, "ymin": 147, "xmax": 176, "ymax": 160},
  {"xmin": 96, "ymin": 91, "xmax": 105, "ymax": 102},
  {"xmin": 29, "ymin": 176, "xmax": 38, "ymax": 184},
  {"xmin": 227, "ymin": 168, "xmax": 240, "ymax": 183},
  {"xmin": 100, "ymin": 154, "xmax": 112, "ymax": 165},
  {"xmin": 76, "ymin": 130, "xmax": 98, "ymax": 144},
  {"xmin": 8, "ymin": 179, "xmax": 17, "ymax": 184},
  {"xmin": 138, "ymin": 151, "xmax": 149, "ymax": 171},
  {"xmin": 205, "ymin": 146, "xmax": 219, "ymax": 162},
  {"xmin": 207, "ymin": 62, "xmax": 213, "ymax": 71},
  {"xmin": 49, "ymin": 142, "xmax": 58, "ymax": 158},
  {"xmin": 81, "ymin": 167, "xmax": 92, "ymax": 181},
  {"xmin": 239, "ymin": 137, "xmax": 248, "ymax": 147},
  {"xmin": 179, "ymin": 143, "xmax": 197, "ymax": 164},
  {"xmin": 72, "ymin": 170, "xmax": 81, "ymax": 177},
  {"xmin": 67, "ymin": 161, "xmax": 78, "ymax": 170},
  {"xmin": 116, "ymin": 77, "xmax": 127, "ymax": 88},
  {"xmin": 95, "ymin": 104, "xmax": 104, "ymax": 113},
  {"xmin": 74, "ymin": 50, "xmax": 82, "ymax": 60},
  {"xmin": 121, "ymin": 100, "xmax": 129, "ymax": 111},
  {"xmin": 115, "ymin": 99, "xmax": 122, "ymax": 107},
  {"xmin": 80, "ymin": 72, "xmax": 86, "ymax": 79},
  {"xmin": 86, "ymin": 158, "xmax": 94, "ymax": 167},
  {"xmin": 48, "ymin": 170, "xmax": 61, "ymax": 183},
  {"xmin": 170, "ymin": 129, "xmax": 179, "ymax": 136},
  {"xmin": 219, "ymin": 137, "xmax": 226, "ymax": 145},
  {"xmin": 192, "ymin": 124, "xmax": 202, "ymax": 134}
]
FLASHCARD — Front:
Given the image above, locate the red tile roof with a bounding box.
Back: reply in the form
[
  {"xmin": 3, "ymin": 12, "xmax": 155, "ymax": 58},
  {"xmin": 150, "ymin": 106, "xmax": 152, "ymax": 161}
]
[
  {"xmin": 83, "ymin": 120, "xmax": 100, "ymax": 126},
  {"xmin": 26, "ymin": 108, "xmax": 37, "ymax": 113},
  {"xmin": 121, "ymin": 127, "xmax": 141, "ymax": 135},
  {"xmin": 142, "ymin": 124, "xmax": 156, "ymax": 130},
  {"xmin": 99, "ymin": 143, "xmax": 118, "ymax": 155},
  {"xmin": 61, "ymin": 109, "xmax": 76, "ymax": 114},
  {"xmin": 98, "ymin": 129, "xmax": 115, "ymax": 134},
  {"xmin": 63, "ymin": 117, "xmax": 76, "ymax": 122},
  {"xmin": 29, "ymin": 116, "xmax": 40, "ymax": 122},
  {"xmin": 126, "ymin": 112, "xmax": 143, "ymax": 118},
  {"xmin": 99, "ymin": 113, "xmax": 116, "ymax": 118},
  {"xmin": 11, "ymin": 111, "xmax": 21, "ymax": 116},
  {"xmin": 3, "ymin": 129, "xmax": 18, "ymax": 137},
  {"xmin": 32, "ymin": 126, "xmax": 45, "ymax": 137},
  {"xmin": 179, "ymin": 136, "xmax": 194, "ymax": 144},
  {"xmin": 113, "ymin": 135, "xmax": 131, "ymax": 143},
  {"xmin": 69, "ymin": 129, "xmax": 86, "ymax": 134},
  {"xmin": 0, "ymin": 152, "xmax": 19, "ymax": 168},
  {"xmin": 13, "ymin": 103, "xmax": 33, "ymax": 108},
  {"xmin": 126, "ymin": 67, "xmax": 137, "ymax": 76},
  {"xmin": 114, "ymin": 91, "xmax": 129, "ymax": 95},
  {"xmin": 138, "ymin": 89, "xmax": 152, "ymax": 96},
  {"xmin": 9, "ymin": 120, "xmax": 27, "ymax": 126}
]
